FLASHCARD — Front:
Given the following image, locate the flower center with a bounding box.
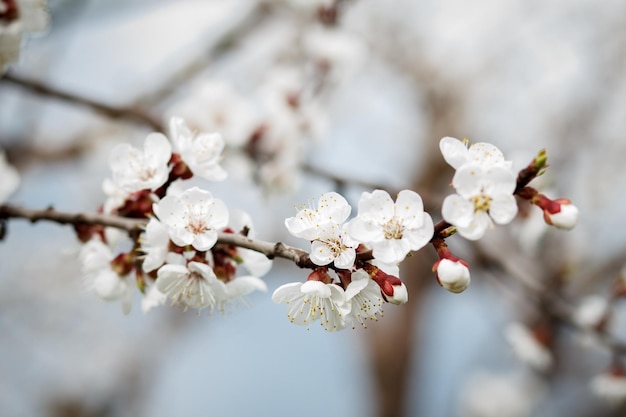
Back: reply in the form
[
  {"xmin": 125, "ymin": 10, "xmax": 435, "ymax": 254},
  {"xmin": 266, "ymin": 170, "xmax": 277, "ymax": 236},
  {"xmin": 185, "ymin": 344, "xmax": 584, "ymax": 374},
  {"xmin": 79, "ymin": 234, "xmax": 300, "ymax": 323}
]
[
  {"xmin": 383, "ymin": 217, "xmax": 404, "ymax": 240},
  {"xmin": 170, "ymin": 271, "xmax": 214, "ymax": 308},
  {"xmin": 0, "ymin": 0, "xmax": 19, "ymax": 23},
  {"xmin": 471, "ymin": 193, "xmax": 492, "ymax": 212},
  {"xmin": 321, "ymin": 237, "xmax": 345, "ymax": 257},
  {"xmin": 186, "ymin": 216, "xmax": 209, "ymax": 235}
]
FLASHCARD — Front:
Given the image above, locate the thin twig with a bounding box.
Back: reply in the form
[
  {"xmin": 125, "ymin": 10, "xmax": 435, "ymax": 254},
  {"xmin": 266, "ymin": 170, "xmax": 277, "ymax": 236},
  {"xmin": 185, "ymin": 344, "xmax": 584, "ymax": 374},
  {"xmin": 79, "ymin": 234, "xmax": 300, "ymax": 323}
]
[
  {"xmin": 2, "ymin": 73, "xmax": 164, "ymax": 131},
  {"xmin": 0, "ymin": 204, "xmax": 320, "ymax": 268}
]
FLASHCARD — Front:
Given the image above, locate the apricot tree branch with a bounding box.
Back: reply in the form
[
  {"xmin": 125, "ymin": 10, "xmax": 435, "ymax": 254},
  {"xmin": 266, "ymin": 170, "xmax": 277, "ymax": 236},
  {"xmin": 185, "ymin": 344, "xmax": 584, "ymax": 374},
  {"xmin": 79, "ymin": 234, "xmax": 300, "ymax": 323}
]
[
  {"xmin": 0, "ymin": 203, "xmax": 321, "ymax": 268},
  {"xmin": 2, "ymin": 73, "xmax": 164, "ymax": 131}
]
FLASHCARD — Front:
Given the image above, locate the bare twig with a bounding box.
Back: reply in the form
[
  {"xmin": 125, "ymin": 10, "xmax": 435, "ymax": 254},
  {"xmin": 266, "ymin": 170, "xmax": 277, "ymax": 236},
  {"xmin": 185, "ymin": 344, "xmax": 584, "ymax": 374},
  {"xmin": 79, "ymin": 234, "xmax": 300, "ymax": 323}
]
[{"xmin": 2, "ymin": 73, "xmax": 164, "ymax": 132}]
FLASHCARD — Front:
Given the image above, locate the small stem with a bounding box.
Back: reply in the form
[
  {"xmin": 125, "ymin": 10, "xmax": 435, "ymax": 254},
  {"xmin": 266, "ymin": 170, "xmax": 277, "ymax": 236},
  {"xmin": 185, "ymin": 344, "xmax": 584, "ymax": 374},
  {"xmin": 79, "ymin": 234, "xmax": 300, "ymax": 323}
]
[
  {"xmin": 2, "ymin": 73, "xmax": 164, "ymax": 132},
  {"xmin": 0, "ymin": 204, "xmax": 318, "ymax": 269}
]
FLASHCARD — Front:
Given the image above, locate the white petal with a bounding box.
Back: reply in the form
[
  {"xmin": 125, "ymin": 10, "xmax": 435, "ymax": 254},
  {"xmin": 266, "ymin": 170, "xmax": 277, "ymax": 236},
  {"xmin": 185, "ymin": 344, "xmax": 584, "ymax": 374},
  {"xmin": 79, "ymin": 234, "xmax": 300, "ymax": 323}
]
[
  {"xmin": 317, "ymin": 192, "xmax": 351, "ymax": 224},
  {"xmin": 467, "ymin": 142, "xmax": 506, "ymax": 167},
  {"xmin": 156, "ymin": 264, "xmax": 188, "ymax": 293},
  {"xmin": 394, "ymin": 190, "xmax": 425, "ymax": 226},
  {"xmin": 144, "ymin": 132, "xmax": 172, "ymax": 167},
  {"xmin": 404, "ymin": 213, "xmax": 434, "ymax": 250},
  {"xmin": 357, "ymin": 190, "xmax": 394, "ymax": 222},
  {"xmin": 192, "ymin": 230, "xmax": 218, "ymax": 251},
  {"xmin": 482, "ymin": 166, "xmax": 517, "ymax": 195},
  {"xmin": 452, "ymin": 165, "xmax": 483, "ymax": 197},
  {"xmin": 372, "ymin": 239, "xmax": 411, "ymax": 264},
  {"xmin": 310, "ymin": 240, "xmax": 335, "ymax": 266},
  {"xmin": 442, "ymin": 194, "xmax": 474, "ymax": 227},
  {"xmin": 345, "ymin": 217, "xmax": 384, "ymax": 244},
  {"xmin": 489, "ymin": 193, "xmax": 518, "ymax": 225},
  {"xmin": 301, "ymin": 280, "xmax": 332, "ymax": 298},
  {"xmin": 333, "ymin": 248, "xmax": 356, "ymax": 269},
  {"xmin": 239, "ymin": 248, "xmax": 273, "ymax": 277},
  {"xmin": 272, "ymin": 282, "xmax": 303, "ymax": 303},
  {"xmin": 226, "ymin": 275, "xmax": 268, "ymax": 299},
  {"xmin": 440, "ymin": 137, "xmax": 469, "ymax": 169},
  {"xmin": 457, "ymin": 211, "xmax": 492, "ymax": 240},
  {"xmin": 0, "ymin": 149, "xmax": 19, "ymax": 203}
]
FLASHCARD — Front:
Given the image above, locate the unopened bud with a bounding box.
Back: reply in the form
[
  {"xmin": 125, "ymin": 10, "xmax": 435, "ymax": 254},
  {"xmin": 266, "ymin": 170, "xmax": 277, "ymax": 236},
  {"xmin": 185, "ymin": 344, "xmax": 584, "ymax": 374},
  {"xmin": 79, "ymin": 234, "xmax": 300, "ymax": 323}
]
[
  {"xmin": 386, "ymin": 280, "xmax": 408, "ymax": 305},
  {"xmin": 363, "ymin": 264, "xmax": 408, "ymax": 304},
  {"xmin": 434, "ymin": 258, "xmax": 470, "ymax": 294},
  {"xmin": 543, "ymin": 198, "xmax": 578, "ymax": 230}
]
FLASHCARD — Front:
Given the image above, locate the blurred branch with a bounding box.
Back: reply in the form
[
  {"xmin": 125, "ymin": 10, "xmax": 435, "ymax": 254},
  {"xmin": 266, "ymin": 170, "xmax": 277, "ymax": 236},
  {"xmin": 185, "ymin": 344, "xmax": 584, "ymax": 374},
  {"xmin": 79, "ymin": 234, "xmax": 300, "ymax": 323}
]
[
  {"xmin": 2, "ymin": 73, "xmax": 164, "ymax": 131},
  {"xmin": 475, "ymin": 239, "xmax": 626, "ymax": 355},
  {"xmin": 136, "ymin": 2, "xmax": 272, "ymax": 106}
]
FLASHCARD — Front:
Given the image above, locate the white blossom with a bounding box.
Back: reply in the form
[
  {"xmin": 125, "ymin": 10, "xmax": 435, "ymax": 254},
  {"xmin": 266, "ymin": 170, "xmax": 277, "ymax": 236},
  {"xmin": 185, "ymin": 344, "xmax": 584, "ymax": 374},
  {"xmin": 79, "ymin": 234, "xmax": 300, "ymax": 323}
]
[
  {"xmin": 109, "ymin": 133, "xmax": 171, "ymax": 193},
  {"xmin": 101, "ymin": 178, "xmax": 129, "ymax": 214},
  {"xmin": 505, "ymin": 322, "xmax": 553, "ymax": 372},
  {"xmin": 346, "ymin": 189, "xmax": 434, "ymax": 264},
  {"xmin": 574, "ymin": 295, "xmax": 609, "ymax": 329},
  {"xmin": 140, "ymin": 218, "xmax": 171, "ymax": 273},
  {"xmin": 79, "ymin": 238, "xmax": 134, "ymax": 315},
  {"xmin": 167, "ymin": 82, "xmax": 260, "ymax": 147},
  {"xmin": 169, "ymin": 116, "xmax": 227, "ymax": 181},
  {"xmin": 0, "ymin": 148, "xmax": 19, "ymax": 203},
  {"xmin": 435, "ymin": 258, "xmax": 471, "ymax": 294},
  {"xmin": 226, "ymin": 210, "xmax": 273, "ymax": 277},
  {"xmin": 272, "ymin": 280, "xmax": 351, "ymax": 332},
  {"xmin": 439, "ymin": 137, "xmax": 512, "ymax": 170},
  {"xmin": 222, "ymin": 275, "xmax": 268, "ymax": 309},
  {"xmin": 141, "ymin": 283, "xmax": 167, "ymax": 314},
  {"xmin": 590, "ymin": 372, "xmax": 626, "ymax": 405},
  {"xmin": 461, "ymin": 371, "xmax": 543, "ymax": 417},
  {"xmin": 344, "ymin": 269, "xmax": 384, "ymax": 328},
  {"xmin": 156, "ymin": 261, "xmax": 226, "ymax": 311},
  {"xmin": 285, "ymin": 192, "xmax": 356, "ymax": 268},
  {"xmin": 309, "ymin": 225, "xmax": 357, "ymax": 269},
  {"xmin": 302, "ymin": 26, "xmax": 367, "ymax": 81},
  {"xmin": 154, "ymin": 187, "xmax": 229, "ymax": 251},
  {"xmin": 442, "ymin": 165, "xmax": 518, "ymax": 240}
]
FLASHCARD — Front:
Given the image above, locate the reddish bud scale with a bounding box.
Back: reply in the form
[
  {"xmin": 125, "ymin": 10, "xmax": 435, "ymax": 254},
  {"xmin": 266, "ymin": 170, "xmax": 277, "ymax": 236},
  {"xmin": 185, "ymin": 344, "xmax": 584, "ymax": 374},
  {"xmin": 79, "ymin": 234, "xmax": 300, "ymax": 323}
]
[
  {"xmin": 213, "ymin": 261, "xmax": 236, "ymax": 283},
  {"xmin": 0, "ymin": 0, "xmax": 19, "ymax": 23},
  {"xmin": 613, "ymin": 279, "xmax": 626, "ymax": 298},
  {"xmin": 168, "ymin": 153, "xmax": 193, "ymax": 181},
  {"xmin": 609, "ymin": 362, "xmax": 626, "ymax": 377},
  {"xmin": 243, "ymin": 124, "xmax": 269, "ymax": 163},
  {"xmin": 110, "ymin": 253, "xmax": 134, "ymax": 276},
  {"xmin": 530, "ymin": 323, "xmax": 554, "ymax": 349},
  {"xmin": 363, "ymin": 263, "xmax": 401, "ymax": 299},
  {"xmin": 116, "ymin": 190, "xmax": 154, "ymax": 219},
  {"xmin": 307, "ymin": 267, "xmax": 331, "ymax": 284},
  {"xmin": 317, "ymin": 4, "xmax": 338, "ymax": 26},
  {"xmin": 74, "ymin": 223, "xmax": 105, "ymax": 243}
]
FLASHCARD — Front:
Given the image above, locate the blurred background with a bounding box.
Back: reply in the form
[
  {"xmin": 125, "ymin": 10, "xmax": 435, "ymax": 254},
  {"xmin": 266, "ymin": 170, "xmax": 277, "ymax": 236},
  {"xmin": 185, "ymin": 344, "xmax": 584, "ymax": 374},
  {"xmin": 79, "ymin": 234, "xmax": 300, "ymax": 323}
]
[{"xmin": 2, "ymin": 0, "xmax": 626, "ymax": 416}]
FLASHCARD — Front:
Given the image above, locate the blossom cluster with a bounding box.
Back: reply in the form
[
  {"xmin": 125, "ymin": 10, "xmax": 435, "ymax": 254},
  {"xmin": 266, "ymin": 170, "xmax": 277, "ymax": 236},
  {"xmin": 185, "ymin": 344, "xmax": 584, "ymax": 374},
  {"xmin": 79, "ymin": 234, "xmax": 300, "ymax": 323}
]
[
  {"xmin": 79, "ymin": 117, "xmax": 271, "ymax": 315},
  {"xmin": 273, "ymin": 190, "xmax": 432, "ymax": 330}
]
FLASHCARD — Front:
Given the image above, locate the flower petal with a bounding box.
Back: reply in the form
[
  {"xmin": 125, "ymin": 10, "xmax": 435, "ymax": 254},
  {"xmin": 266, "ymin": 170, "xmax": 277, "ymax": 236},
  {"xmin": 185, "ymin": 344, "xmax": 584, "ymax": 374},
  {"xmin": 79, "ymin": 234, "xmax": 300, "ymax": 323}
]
[
  {"xmin": 457, "ymin": 211, "xmax": 492, "ymax": 240},
  {"xmin": 440, "ymin": 137, "xmax": 469, "ymax": 169},
  {"xmin": 489, "ymin": 193, "xmax": 518, "ymax": 225},
  {"xmin": 357, "ymin": 190, "xmax": 394, "ymax": 223},
  {"xmin": 442, "ymin": 194, "xmax": 474, "ymax": 227}
]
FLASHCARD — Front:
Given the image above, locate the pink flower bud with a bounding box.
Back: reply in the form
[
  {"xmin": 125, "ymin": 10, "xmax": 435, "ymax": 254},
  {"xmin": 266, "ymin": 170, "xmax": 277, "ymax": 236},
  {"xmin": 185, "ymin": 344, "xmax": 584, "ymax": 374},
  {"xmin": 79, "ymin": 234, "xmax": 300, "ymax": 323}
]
[
  {"xmin": 543, "ymin": 199, "xmax": 578, "ymax": 230},
  {"xmin": 434, "ymin": 258, "xmax": 471, "ymax": 293},
  {"xmin": 363, "ymin": 264, "xmax": 409, "ymax": 304},
  {"xmin": 386, "ymin": 280, "xmax": 408, "ymax": 305}
]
